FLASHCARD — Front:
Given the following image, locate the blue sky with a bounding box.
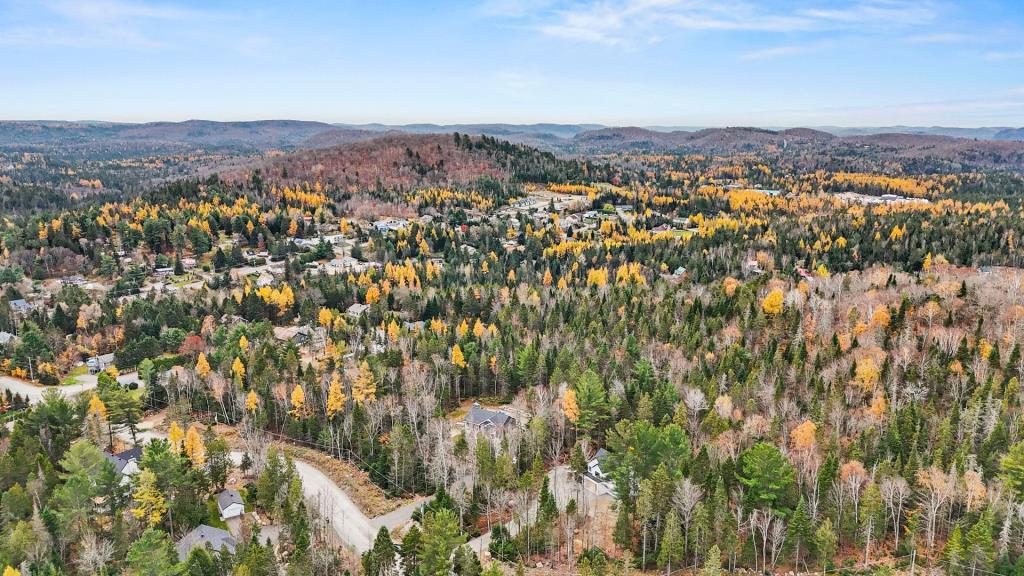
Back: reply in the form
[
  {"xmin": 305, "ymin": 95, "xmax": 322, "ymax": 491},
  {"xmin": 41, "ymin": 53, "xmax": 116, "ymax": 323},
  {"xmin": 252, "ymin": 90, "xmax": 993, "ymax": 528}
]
[{"xmin": 2, "ymin": 0, "xmax": 1023, "ymax": 126}]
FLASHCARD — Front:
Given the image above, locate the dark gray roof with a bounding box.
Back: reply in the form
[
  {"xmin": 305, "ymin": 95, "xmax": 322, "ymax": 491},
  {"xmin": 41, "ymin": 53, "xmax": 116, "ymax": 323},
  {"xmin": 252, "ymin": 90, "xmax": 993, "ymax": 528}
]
[
  {"xmin": 103, "ymin": 447, "xmax": 141, "ymax": 475},
  {"xmin": 216, "ymin": 489, "xmax": 244, "ymax": 511},
  {"xmin": 117, "ymin": 446, "xmax": 143, "ymax": 461},
  {"xmin": 465, "ymin": 403, "xmax": 514, "ymax": 428},
  {"xmin": 103, "ymin": 452, "xmax": 129, "ymax": 474},
  {"xmin": 8, "ymin": 299, "xmax": 34, "ymax": 313},
  {"xmin": 175, "ymin": 524, "xmax": 237, "ymax": 561}
]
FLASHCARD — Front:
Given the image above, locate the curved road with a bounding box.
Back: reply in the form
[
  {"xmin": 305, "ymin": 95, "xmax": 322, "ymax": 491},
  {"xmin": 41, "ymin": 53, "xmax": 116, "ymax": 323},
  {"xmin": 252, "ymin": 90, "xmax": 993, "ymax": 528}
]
[
  {"xmin": 114, "ymin": 419, "xmax": 419, "ymax": 554},
  {"xmin": 1, "ymin": 372, "xmax": 139, "ymax": 404}
]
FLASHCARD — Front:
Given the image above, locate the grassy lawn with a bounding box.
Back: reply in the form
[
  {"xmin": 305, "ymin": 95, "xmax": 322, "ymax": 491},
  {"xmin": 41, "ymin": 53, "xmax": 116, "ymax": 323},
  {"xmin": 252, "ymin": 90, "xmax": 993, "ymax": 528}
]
[
  {"xmin": 205, "ymin": 499, "xmax": 229, "ymax": 530},
  {"xmin": 61, "ymin": 365, "xmax": 89, "ymax": 386}
]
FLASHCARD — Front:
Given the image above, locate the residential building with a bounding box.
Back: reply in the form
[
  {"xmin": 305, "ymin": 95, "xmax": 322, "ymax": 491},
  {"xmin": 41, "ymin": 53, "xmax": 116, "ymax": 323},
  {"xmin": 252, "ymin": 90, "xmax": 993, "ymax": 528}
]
[
  {"xmin": 464, "ymin": 402, "xmax": 516, "ymax": 439},
  {"xmin": 175, "ymin": 525, "xmax": 237, "ymax": 561},
  {"xmin": 216, "ymin": 489, "xmax": 245, "ymax": 520}
]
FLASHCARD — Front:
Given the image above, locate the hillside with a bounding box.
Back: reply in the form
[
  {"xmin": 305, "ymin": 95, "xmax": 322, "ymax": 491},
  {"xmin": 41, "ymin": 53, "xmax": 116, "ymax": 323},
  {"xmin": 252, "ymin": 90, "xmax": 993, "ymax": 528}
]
[
  {"xmin": 225, "ymin": 132, "xmax": 596, "ymax": 191},
  {"xmin": 569, "ymin": 126, "xmax": 1024, "ymax": 171}
]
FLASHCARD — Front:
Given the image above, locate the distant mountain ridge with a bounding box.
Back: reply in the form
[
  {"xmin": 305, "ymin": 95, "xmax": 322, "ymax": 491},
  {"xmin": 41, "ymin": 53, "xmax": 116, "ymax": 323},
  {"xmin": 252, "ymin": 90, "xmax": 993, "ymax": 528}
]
[{"xmin": 2, "ymin": 120, "xmax": 1022, "ymax": 152}]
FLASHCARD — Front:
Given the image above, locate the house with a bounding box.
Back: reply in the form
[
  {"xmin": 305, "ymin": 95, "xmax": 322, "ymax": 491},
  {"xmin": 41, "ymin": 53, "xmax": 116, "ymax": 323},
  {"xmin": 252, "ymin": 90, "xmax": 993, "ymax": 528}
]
[
  {"xmin": 181, "ymin": 257, "xmax": 198, "ymax": 269},
  {"xmin": 87, "ymin": 353, "xmax": 115, "ymax": 374},
  {"xmin": 272, "ymin": 325, "xmax": 314, "ymax": 346},
  {"xmin": 255, "ymin": 273, "xmax": 275, "ymax": 288},
  {"xmin": 0, "ymin": 331, "xmax": 18, "ymax": 347},
  {"xmin": 8, "ymin": 299, "xmax": 35, "ymax": 315},
  {"xmin": 583, "ymin": 448, "xmax": 615, "ymax": 497},
  {"xmin": 346, "ymin": 303, "xmax": 369, "ymax": 318},
  {"xmin": 216, "ymin": 489, "xmax": 245, "ymax": 520},
  {"xmin": 104, "ymin": 446, "xmax": 142, "ymax": 484},
  {"xmin": 154, "ymin": 267, "xmax": 174, "ymax": 277},
  {"xmin": 464, "ymin": 402, "xmax": 516, "ymax": 439},
  {"xmin": 61, "ymin": 275, "xmax": 87, "ymax": 287},
  {"xmin": 175, "ymin": 525, "xmax": 237, "ymax": 561},
  {"xmin": 373, "ymin": 219, "xmax": 409, "ymax": 233}
]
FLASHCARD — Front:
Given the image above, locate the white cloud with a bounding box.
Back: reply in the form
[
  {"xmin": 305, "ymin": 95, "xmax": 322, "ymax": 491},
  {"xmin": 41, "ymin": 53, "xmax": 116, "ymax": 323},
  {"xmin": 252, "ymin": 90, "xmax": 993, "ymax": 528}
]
[
  {"xmin": 741, "ymin": 44, "xmax": 816, "ymax": 60},
  {"xmin": 0, "ymin": 0, "xmax": 222, "ymax": 48},
  {"xmin": 905, "ymin": 32, "xmax": 973, "ymax": 44},
  {"xmin": 486, "ymin": 0, "xmax": 942, "ymax": 47},
  {"xmin": 985, "ymin": 49, "xmax": 1024, "ymax": 61}
]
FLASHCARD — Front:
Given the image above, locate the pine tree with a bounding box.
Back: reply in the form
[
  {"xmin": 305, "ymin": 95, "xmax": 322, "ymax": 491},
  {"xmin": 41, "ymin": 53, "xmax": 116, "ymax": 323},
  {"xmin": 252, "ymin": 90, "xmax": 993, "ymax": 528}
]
[
  {"xmin": 788, "ymin": 497, "xmax": 814, "ymax": 570},
  {"xmin": 945, "ymin": 524, "xmax": 965, "ymax": 576},
  {"xmin": 401, "ymin": 524, "xmax": 424, "ymax": 576},
  {"xmin": 700, "ymin": 545, "xmax": 722, "ymax": 576},
  {"xmin": 657, "ymin": 509, "xmax": 684, "ymax": 575}
]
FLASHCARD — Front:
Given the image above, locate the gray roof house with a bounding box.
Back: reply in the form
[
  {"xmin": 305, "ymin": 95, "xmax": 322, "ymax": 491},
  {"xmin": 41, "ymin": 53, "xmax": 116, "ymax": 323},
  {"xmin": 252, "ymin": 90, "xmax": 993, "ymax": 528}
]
[
  {"xmin": 8, "ymin": 299, "xmax": 35, "ymax": 314},
  {"xmin": 584, "ymin": 448, "xmax": 615, "ymax": 497},
  {"xmin": 104, "ymin": 446, "xmax": 143, "ymax": 475},
  {"xmin": 216, "ymin": 489, "xmax": 245, "ymax": 520},
  {"xmin": 175, "ymin": 524, "xmax": 237, "ymax": 560},
  {"xmin": 464, "ymin": 402, "xmax": 516, "ymax": 438},
  {"xmin": 0, "ymin": 331, "xmax": 18, "ymax": 346}
]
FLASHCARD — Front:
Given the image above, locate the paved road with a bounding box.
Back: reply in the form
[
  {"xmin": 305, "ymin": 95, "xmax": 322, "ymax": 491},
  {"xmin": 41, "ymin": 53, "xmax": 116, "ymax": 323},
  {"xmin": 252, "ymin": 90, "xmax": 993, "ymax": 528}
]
[
  {"xmin": 1, "ymin": 371, "xmax": 138, "ymax": 404},
  {"xmin": 113, "ymin": 418, "xmax": 409, "ymax": 554}
]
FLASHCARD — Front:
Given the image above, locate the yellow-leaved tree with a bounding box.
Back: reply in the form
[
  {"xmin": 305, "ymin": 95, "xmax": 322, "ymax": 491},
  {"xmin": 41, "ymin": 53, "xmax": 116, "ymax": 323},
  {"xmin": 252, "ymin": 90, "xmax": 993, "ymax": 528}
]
[
  {"xmin": 451, "ymin": 344, "xmax": 467, "ymax": 369},
  {"xmin": 196, "ymin": 352, "xmax": 211, "ymax": 378},
  {"xmin": 168, "ymin": 421, "xmax": 185, "ymax": 453},
  {"xmin": 327, "ymin": 374, "xmax": 347, "ymax": 418},
  {"xmin": 854, "ymin": 356, "xmax": 880, "ymax": 392},
  {"xmin": 4, "ymin": 566, "xmax": 21, "ymax": 576},
  {"xmin": 132, "ymin": 469, "xmax": 167, "ymax": 527},
  {"xmin": 365, "ymin": 285, "xmax": 381, "ymax": 305},
  {"xmin": 183, "ymin": 425, "xmax": 206, "ymax": 467},
  {"xmin": 290, "ymin": 384, "xmax": 306, "ymax": 417},
  {"xmin": 352, "ymin": 361, "xmax": 376, "ymax": 405},
  {"xmin": 87, "ymin": 393, "xmax": 107, "ymax": 420},
  {"xmin": 319, "ymin": 307, "xmax": 334, "ymax": 328},
  {"xmin": 791, "ymin": 420, "xmax": 817, "ymax": 452},
  {"xmin": 245, "ymin": 390, "xmax": 259, "ymax": 413},
  {"xmin": 563, "ymin": 388, "xmax": 580, "ymax": 424},
  {"xmin": 239, "ymin": 334, "xmax": 249, "ymax": 351},
  {"xmin": 232, "ymin": 357, "xmax": 246, "ymax": 381},
  {"xmin": 761, "ymin": 289, "xmax": 784, "ymax": 315}
]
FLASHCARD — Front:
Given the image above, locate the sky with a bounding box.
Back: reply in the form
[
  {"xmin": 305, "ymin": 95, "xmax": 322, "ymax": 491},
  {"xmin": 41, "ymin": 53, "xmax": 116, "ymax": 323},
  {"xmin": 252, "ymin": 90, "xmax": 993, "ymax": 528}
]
[{"xmin": 1, "ymin": 0, "xmax": 1023, "ymax": 127}]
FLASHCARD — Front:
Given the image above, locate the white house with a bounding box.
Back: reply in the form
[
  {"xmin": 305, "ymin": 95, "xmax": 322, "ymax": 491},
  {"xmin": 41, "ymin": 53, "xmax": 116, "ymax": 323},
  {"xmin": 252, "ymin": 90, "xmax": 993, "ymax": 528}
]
[
  {"xmin": 104, "ymin": 447, "xmax": 142, "ymax": 485},
  {"xmin": 216, "ymin": 489, "xmax": 245, "ymax": 520},
  {"xmin": 583, "ymin": 448, "xmax": 615, "ymax": 497}
]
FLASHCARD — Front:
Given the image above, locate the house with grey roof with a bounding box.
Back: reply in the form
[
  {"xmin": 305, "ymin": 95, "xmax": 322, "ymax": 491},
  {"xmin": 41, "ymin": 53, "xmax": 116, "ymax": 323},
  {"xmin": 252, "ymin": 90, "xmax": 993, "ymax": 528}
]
[
  {"xmin": 346, "ymin": 303, "xmax": 369, "ymax": 318},
  {"xmin": 8, "ymin": 299, "xmax": 35, "ymax": 315},
  {"xmin": 583, "ymin": 448, "xmax": 615, "ymax": 497},
  {"xmin": 463, "ymin": 402, "xmax": 516, "ymax": 439},
  {"xmin": 216, "ymin": 489, "xmax": 245, "ymax": 520},
  {"xmin": 0, "ymin": 331, "xmax": 18, "ymax": 347},
  {"xmin": 175, "ymin": 524, "xmax": 237, "ymax": 561},
  {"xmin": 104, "ymin": 446, "xmax": 142, "ymax": 484}
]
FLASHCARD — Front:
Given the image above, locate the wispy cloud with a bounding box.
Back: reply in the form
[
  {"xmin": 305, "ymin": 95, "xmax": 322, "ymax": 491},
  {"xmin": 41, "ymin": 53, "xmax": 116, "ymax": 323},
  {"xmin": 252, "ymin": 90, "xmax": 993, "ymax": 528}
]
[
  {"xmin": 1, "ymin": 0, "xmax": 220, "ymax": 48},
  {"xmin": 906, "ymin": 32, "xmax": 973, "ymax": 44},
  {"xmin": 487, "ymin": 0, "xmax": 942, "ymax": 47},
  {"xmin": 985, "ymin": 49, "xmax": 1024, "ymax": 61},
  {"xmin": 741, "ymin": 44, "xmax": 818, "ymax": 60}
]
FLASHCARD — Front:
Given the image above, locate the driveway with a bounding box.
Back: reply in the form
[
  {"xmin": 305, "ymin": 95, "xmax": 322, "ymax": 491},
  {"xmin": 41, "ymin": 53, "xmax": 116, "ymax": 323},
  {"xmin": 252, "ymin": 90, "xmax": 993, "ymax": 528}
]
[
  {"xmin": 467, "ymin": 465, "xmax": 574, "ymax": 555},
  {"xmin": 113, "ymin": 420, "xmax": 383, "ymax": 554},
  {"xmin": 1, "ymin": 371, "xmax": 139, "ymax": 405}
]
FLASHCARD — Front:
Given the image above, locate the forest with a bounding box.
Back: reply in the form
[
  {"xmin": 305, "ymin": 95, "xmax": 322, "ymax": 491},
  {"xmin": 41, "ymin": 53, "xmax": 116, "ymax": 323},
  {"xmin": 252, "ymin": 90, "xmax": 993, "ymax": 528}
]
[{"xmin": 2, "ymin": 132, "xmax": 1024, "ymax": 576}]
